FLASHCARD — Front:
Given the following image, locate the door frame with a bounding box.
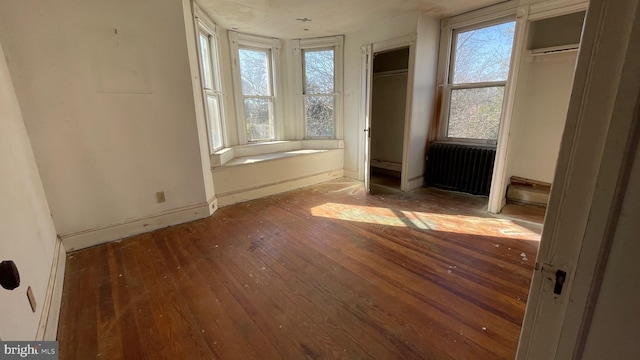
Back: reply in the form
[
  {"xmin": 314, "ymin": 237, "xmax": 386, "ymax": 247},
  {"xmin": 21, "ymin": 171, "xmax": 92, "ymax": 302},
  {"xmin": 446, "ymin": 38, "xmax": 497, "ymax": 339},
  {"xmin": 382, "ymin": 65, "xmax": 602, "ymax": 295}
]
[
  {"xmin": 361, "ymin": 35, "xmax": 416, "ymax": 191},
  {"xmin": 361, "ymin": 44, "xmax": 373, "ymax": 192}
]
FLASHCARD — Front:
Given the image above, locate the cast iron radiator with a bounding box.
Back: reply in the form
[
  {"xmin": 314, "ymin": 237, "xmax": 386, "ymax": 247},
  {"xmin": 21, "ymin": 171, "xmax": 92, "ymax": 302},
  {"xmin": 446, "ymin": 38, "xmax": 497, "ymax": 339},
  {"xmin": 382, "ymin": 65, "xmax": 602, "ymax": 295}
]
[{"xmin": 425, "ymin": 143, "xmax": 496, "ymax": 196}]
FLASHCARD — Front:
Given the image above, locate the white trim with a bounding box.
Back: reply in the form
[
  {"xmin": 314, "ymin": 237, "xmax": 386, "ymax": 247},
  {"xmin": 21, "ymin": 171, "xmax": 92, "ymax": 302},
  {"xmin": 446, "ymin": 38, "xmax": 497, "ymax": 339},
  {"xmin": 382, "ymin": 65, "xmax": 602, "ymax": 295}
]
[
  {"xmin": 438, "ymin": 15, "xmax": 517, "ymax": 143},
  {"xmin": 360, "ymin": 44, "xmax": 373, "ymax": 191},
  {"xmin": 194, "ymin": 9, "xmax": 227, "ymax": 153},
  {"xmin": 229, "ymin": 31, "xmax": 282, "ymax": 144},
  {"xmin": 406, "ymin": 175, "xmax": 425, "ymax": 191},
  {"xmin": 60, "ymin": 201, "xmax": 214, "ymax": 251},
  {"xmin": 208, "ymin": 196, "xmax": 219, "ymax": 215},
  {"xmin": 295, "ymin": 36, "xmax": 344, "ymax": 140},
  {"xmin": 400, "ymin": 37, "xmax": 417, "ymax": 192},
  {"xmin": 360, "ymin": 35, "xmax": 416, "ymax": 191},
  {"xmin": 442, "ymin": 2, "xmax": 518, "ymax": 30},
  {"xmin": 372, "ymin": 34, "xmax": 414, "ymax": 53},
  {"xmin": 193, "ymin": 3, "xmax": 216, "ymax": 34},
  {"xmin": 231, "ymin": 32, "xmax": 280, "ymax": 49},
  {"xmin": 290, "ymin": 39, "xmax": 304, "ymax": 139},
  {"xmin": 488, "ymin": 6, "xmax": 530, "ymax": 213},
  {"xmin": 343, "ymin": 168, "xmax": 358, "ymax": 180},
  {"xmin": 299, "ymin": 36, "xmax": 343, "ymax": 49},
  {"xmin": 181, "ymin": 0, "xmax": 216, "ymax": 202},
  {"xmin": 35, "ymin": 237, "xmax": 66, "ymax": 341},
  {"xmin": 439, "ymin": 0, "xmax": 586, "ymax": 29},
  {"xmin": 210, "ymin": 139, "xmax": 344, "ymax": 167}
]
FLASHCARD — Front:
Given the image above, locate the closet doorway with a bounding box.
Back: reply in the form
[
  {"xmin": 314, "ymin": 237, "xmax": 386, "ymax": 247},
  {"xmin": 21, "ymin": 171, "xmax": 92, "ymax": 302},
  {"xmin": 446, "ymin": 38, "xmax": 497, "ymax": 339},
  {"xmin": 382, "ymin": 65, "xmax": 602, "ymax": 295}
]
[{"xmin": 369, "ymin": 47, "xmax": 410, "ymax": 193}]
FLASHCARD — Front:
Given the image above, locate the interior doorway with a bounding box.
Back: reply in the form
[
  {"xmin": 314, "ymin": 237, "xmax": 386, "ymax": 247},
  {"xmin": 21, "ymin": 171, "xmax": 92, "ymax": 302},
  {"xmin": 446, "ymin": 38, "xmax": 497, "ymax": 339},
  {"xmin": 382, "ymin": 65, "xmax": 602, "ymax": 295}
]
[{"xmin": 369, "ymin": 47, "xmax": 410, "ymax": 193}]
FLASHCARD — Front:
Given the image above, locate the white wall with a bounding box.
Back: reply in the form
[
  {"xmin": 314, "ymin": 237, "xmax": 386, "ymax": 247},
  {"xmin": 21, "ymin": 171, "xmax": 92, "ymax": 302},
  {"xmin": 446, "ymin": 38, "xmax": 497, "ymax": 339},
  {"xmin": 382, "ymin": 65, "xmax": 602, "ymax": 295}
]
[
  {"xmin": 212, "ymin": 149, "xmax": 344, "ymax": 205},
  {"xmin": 0, "ymin": 0, "xmax": 214, "ymax": 250},
  {"xmin": 343, "ymin": 12, "xmax": 419, "ymax": 179},
  {"xmin": 0, "ymin": 42, "xmax": 58, "ymax": 340},
  {"xmin": 507, "ymin": 52, "xmax": 577, "ymax": 184},
  {"xmin": 404, "ymin": 13, "xmax": 440, "ymax": 190}
]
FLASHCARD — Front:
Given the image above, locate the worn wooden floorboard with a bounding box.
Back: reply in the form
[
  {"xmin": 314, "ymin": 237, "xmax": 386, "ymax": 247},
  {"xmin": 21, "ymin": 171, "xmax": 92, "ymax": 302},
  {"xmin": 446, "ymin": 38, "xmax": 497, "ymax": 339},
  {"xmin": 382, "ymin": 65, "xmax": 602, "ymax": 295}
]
[{"xmin": 58, "ymin": 179, "xmax": 541, "ymax": 359}]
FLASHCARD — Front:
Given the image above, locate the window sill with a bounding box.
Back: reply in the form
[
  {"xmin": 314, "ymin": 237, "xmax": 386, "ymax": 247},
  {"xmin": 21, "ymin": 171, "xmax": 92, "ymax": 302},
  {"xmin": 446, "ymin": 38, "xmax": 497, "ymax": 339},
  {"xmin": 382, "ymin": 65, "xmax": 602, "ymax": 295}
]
[{"xmin": 210, "ymin": 139, "xmax": 344, "ymax": 168}]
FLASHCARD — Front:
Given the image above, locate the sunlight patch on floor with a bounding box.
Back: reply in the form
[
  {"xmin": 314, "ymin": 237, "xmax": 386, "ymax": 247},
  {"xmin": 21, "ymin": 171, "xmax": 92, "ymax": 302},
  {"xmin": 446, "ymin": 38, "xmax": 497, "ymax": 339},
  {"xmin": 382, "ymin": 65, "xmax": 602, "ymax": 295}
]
[{"xmin": 310, "ymin": 203, "xmax": 540, "ymax": 241}]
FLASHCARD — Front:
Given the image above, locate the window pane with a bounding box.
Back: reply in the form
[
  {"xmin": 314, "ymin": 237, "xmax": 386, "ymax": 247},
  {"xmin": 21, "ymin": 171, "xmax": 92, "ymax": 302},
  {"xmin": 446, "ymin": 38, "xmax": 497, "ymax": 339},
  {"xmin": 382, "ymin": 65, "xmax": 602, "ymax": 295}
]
[
  {"xmin": 304, "ymin": 49, "xmax": 334, "ymax": 94},
  {"xmin": 447, "ymin": 86, "xmax": 504, "ymax": 140},
  {"xmin": 206, "ymin": 94, "xmax": 223, "ymax": 150},
  {"xmin": 239, "ymin": 48, "xmax": 270, "ymax": 96},
  {"xmin": 199, "ymin": 33, "xmax": 213, "ymax": 89},
  {"xmin": 452, "ymin": 21, "xmax": 515, "ymax": 84},
  {"xmin": 306, "ymin": 95, "xmax": 334, "ymax": 137},
  {"xmin": 244, "ymin": 97, "xmax": 274, "ymax": 141}
]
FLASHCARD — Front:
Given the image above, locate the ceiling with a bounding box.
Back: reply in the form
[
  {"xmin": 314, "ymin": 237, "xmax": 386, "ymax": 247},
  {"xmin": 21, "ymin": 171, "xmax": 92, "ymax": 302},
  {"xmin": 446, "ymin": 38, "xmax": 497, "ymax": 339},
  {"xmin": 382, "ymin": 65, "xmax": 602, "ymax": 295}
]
[{"xmin": 197, "ymin": 0, "xmax": 508, "ymax": 39}]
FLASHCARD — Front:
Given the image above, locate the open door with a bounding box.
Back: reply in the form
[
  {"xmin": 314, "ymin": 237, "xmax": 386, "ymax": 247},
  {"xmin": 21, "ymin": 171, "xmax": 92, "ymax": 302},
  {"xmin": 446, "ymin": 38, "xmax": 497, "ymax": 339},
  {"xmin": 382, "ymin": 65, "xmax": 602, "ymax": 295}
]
[
  {"xmin": 361, "ymin": 44, "xmax": 373, "ymax": 192},
  {"xmin": 516, "ymin": 0, "xmax": 640, "ymax": 358}
]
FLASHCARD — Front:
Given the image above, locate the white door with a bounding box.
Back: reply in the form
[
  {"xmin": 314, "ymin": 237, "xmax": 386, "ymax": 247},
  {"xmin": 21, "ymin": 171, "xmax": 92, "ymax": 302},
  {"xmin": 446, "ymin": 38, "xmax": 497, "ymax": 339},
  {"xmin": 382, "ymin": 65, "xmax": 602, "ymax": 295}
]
[
  {"xmin": 516, "ymin": 0, "xmax": 640, "ymax": 358},
  {"xmin": 361, "ymin": 44, "xmax": 373, "ymax": 192}
]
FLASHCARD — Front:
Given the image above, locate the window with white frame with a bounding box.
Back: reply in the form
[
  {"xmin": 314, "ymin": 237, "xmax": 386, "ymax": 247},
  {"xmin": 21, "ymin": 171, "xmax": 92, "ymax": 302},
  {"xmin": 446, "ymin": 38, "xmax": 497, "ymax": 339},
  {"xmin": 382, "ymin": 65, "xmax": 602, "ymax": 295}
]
[
  {"xmin": 299, "ymin": 37, "xmax": 343, "ymax": 139},
  {"xmin": 229, "ymin": 32, "xmax": 280, "ymax": 143},
  {"xmin": 239, "ymin": 47, "xmax": 274, "ymax": 141},
  {"xmin": 304, "ymin": 48, "xmax": 335, "ymax": 137},
  {"xmin": 443, "ymin": 18, "xmax": 516, "ymax": 142},
  {"xmin": 195, "ymin": 13, "xmax": 225, "ymax": 153}
]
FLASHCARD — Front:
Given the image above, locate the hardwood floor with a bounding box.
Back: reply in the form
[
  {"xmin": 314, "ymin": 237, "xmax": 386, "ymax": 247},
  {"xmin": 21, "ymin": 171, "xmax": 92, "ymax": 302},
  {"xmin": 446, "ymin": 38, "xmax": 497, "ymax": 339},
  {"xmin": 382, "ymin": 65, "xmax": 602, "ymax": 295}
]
[
  {"xmin": 58, "ymin": 179, "xmax": 541, "ymax": 359},
  {"xmin": 500, "ymin": 202, "xmax": 546, "ymax": 224}
]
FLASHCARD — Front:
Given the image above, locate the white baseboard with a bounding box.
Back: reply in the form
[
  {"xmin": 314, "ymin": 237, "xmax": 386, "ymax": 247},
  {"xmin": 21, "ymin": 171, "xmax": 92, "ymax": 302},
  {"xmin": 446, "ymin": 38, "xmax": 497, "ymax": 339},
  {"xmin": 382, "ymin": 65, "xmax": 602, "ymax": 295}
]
[
  {"xmin": 343, "ymin": 168, "xmax": 359, "ymax": 180},
  {"xmin": 217, "ymin": 169, "xmax": 344, "ymax": 207},
  {"xmin": 36, "ymin": 237, "xmax": 66, "ymax": 341},
  {"xmin": 60, "ymin": 199, "xmax": 215, "ymax": 252},
  {"xmin": 371, "ymin": 160, "xmax": 402, "ymax": 172},
  {"xmin": 208, "ymin": 196, "xmax": 218, "ymax": 215},
  {"xmin": 406, "ymin": 175, "xmax": 425, "ymax": 192}
]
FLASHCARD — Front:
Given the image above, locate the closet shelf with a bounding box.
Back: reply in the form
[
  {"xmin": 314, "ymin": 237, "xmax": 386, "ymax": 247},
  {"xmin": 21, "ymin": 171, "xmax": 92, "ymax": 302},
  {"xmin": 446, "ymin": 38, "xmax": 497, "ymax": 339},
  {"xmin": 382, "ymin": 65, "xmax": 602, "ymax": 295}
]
[{"xmin": 529, "ymin": 44, "xmax": 579, "ymax": 57}]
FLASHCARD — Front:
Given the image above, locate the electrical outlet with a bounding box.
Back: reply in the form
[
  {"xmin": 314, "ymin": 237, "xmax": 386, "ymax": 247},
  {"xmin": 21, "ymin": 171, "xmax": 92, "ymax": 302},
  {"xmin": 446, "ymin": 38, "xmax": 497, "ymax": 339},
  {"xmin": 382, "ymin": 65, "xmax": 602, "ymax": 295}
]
[{"xmin": 156, "ymin": 191, "xmax": 166, "ymax": 203}]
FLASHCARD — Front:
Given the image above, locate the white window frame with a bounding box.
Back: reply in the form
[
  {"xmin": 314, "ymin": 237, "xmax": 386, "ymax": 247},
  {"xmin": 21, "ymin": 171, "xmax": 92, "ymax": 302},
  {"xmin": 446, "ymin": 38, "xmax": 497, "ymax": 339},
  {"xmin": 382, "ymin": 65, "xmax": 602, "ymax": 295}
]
[
  {"xmin": 294, "ymin": 36, "xmax": 344, "ymax": 140},
  {"xmin": 438, "ymin": 15, "xmax": 517, "ymax": 146},
  {"xmin": 194, "ymin": 6, "xmax": 227, "ymax": 154},
  {"xmin": 229, "ymin": 31, "xmax": 282, "ymax": 144}
]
